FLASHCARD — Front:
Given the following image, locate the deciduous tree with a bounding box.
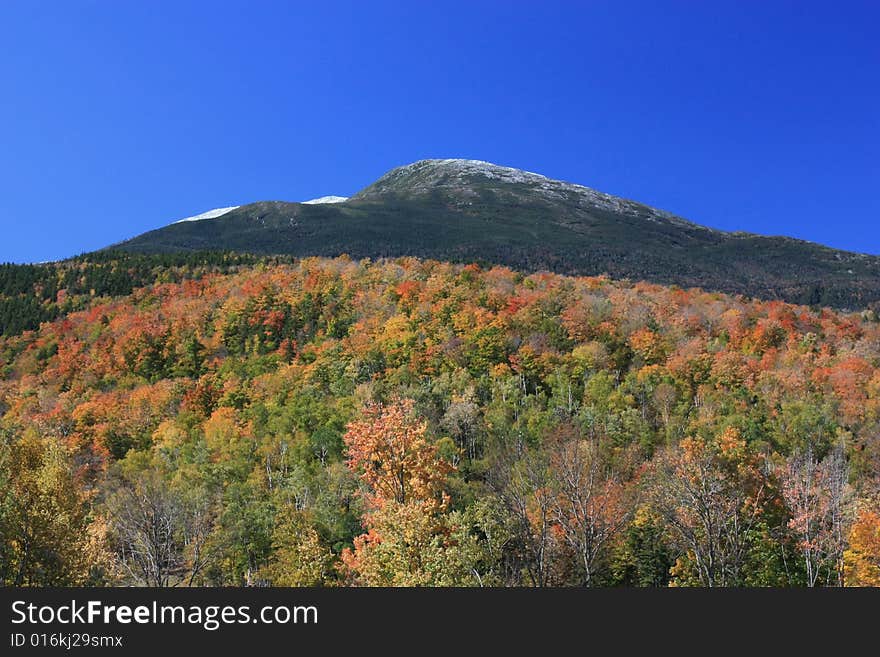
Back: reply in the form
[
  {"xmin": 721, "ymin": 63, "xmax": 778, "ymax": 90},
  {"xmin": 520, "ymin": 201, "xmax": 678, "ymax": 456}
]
[
  {"xmin": 843, "ymin": 506, "xmax": 880, "ymax": 586},
  {"xmin": 0, "ymin": 431, "xmax": 100, "ymax": 585},
  {"xmin": 343, "ymin": 398, "xmax": 450, "ymax": 510},
  {"xmin": 547, "ymin": 426, "xmax": 632, "ymax": 586},
  {"xmin": 648, "ymin": 429, "xmax": 767, "ymax": 586},
  {"xmin": 780, "ymin": 446, "xmax": 851, "ymax": 586}
]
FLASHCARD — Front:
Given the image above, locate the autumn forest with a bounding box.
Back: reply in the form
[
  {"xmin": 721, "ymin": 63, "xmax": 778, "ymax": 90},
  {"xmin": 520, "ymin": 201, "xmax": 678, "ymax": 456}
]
[{"xmin": 1, "ymin": 255, "xmax": 879, "ymax": 587}]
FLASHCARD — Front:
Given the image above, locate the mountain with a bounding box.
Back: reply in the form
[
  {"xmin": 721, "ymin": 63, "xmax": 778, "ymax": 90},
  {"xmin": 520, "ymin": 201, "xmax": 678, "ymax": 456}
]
[{"xmin": 111, "ymin": 159, "xmax": 880, "ymax": 310}]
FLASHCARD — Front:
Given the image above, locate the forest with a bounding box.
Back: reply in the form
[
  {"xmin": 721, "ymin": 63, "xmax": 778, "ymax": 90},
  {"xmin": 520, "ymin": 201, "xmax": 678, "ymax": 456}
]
[
  {"xmin": 0, "ymin": 251, "xmax": 283, "ymax": 336},
  {"xmin": 1, "ymin": 255, "xmax": 878, "ymax": 586}
]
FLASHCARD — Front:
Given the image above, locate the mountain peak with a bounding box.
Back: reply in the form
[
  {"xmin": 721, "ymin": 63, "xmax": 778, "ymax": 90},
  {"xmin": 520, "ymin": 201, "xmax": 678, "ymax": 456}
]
[
  {"xmin": 404, "ymin": 158, "xmax": 549, "ymax": 179},
  {"xmin": 352, "ymin": 158, "xmax": 701, "ymax": 230},
  {"xmin": 353, "ymin": 158, "xmax": 557, "ymax": 199}
]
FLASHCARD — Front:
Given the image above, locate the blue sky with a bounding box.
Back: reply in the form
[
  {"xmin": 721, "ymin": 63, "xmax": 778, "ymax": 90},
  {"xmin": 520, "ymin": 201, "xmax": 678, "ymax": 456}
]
[{"xmin": 0, "ymin": 1, "xmax": 877, "ymax": 263}]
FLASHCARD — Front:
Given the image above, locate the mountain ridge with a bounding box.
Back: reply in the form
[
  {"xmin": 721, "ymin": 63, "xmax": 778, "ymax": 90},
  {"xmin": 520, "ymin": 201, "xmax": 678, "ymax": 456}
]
[{"xmin": 110, "ymin": 159, "xmax": 880, "ymax": 310}]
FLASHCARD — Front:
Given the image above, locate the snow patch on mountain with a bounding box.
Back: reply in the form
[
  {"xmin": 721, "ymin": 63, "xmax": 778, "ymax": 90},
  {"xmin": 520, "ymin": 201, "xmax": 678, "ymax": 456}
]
[
  {"xmin": 302, "ymin": 195, "xmax": 348, "ymax": 204},
  {"xmin": 174, "ymin": 206, "xmax": 240, "ymax": 224}
]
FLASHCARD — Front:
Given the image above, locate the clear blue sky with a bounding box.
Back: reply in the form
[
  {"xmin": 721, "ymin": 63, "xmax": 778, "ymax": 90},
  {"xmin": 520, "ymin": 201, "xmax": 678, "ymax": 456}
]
[{"xmin": 1, "ymin": 1, "xmax": 877, "ymax": 263}]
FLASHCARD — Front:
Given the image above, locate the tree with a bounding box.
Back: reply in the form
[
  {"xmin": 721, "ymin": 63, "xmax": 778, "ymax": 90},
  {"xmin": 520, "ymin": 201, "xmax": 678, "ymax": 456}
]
[
  {"xmin": 490, "ymin": 445, "xmax": 561, "ymax": 587},
  {"xmin": 341, "ymin": 398, "xmax": 465, "ymax": 585},
  {"xmin": 648, "ymin": 429, "xmax": 768, "ymax": 587},
  {"xmin": 441, "ymin": 395, "xmax": 482, "ymax": 461},
  {"xmin": 260, "ymin": 507, "xmax": 335, "ymax": 586},
  {"xmin": 343, "ymin": 398, "xmax": 450, "ymax": 510},
  {"xmin": 780, "ymin": 446, "xmax": 851, "ymax": 586},
  {"xmin": 340, "ymin": 500, "xmax": 480, "ymax": 586},
  {"xmin": 611, "ymin": 506, "xmax": 673, "ymax": 587},
  {"xmin": 843, "ymin": 507, "xmax": 880, "ymax": 586},
  {"xmin": 173, "ymin": 334, "xmax": 206, "ymax": 378},
  {"xmin": 105, "ymin": 457, "xmax": 217, "ymax": 587},
  {"xmin": 0, "ymin": 431, "xmax": 100, "ymax": 585},
  {"xmin": 547, "ymin": 426, "xmax": 632, "ymax": 586}
]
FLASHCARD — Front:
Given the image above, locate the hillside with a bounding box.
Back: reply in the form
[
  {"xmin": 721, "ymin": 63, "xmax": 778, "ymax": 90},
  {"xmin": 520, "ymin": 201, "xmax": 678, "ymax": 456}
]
[
  {"xmin": 113, "ymin": 159, "xmax": 880, "ymax": 310},
  {"xmin": 2, "ymin": 255, "xmax": 879, "ymax": 586},
  {"xmin": 0, "ymin": 252, "xmax": 286, "ymax": 336}
]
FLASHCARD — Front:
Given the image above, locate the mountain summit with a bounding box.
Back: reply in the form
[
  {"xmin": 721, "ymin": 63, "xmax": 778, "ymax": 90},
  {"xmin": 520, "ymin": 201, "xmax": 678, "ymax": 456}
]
[
  {"xmin": 112, "ymin": 159, "xmax": 880, "ymax": 309},
  {"xmin": 354, "ymin": 159, "xmax": 701, "ymax": 230}
]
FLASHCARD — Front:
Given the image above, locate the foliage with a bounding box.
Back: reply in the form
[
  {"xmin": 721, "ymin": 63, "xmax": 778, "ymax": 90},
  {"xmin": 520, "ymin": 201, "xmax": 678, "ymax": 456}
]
[
  {"xmin": 844, "ymin": 507, "xmax": 880, "ymax": 586},
  {"xmin": 0, "ymin": 430, "xmax": 109, "ymax": 585},
  {"xmin": 2, "ymin": 255, "xmax": 879, "ymax": 586}
]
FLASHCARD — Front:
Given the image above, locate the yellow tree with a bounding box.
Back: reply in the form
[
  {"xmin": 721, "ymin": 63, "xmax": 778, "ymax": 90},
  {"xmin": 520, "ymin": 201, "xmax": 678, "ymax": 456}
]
[
  {"xmin": 0, "ymin": 431, "xmax": 99, "ymax": 585},
  {"xmin": 844, "ymin": 507, "xmax": 880, "ymax": 586},
  {"xmin": 341, "ymin": 502, "xmax": 478, "ymax": 586},
  {"xmin": 261, "ymin": 507, "xmax": 335, "ymax": 586}
]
